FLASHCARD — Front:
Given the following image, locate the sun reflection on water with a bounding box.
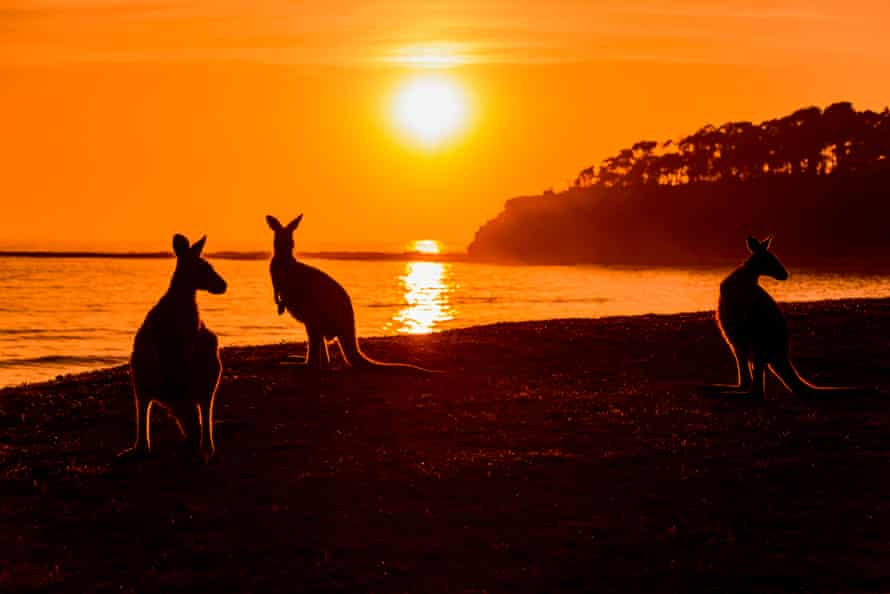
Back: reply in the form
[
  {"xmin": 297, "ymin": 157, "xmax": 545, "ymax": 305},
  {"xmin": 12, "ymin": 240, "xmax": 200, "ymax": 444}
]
[{"xmin": 391, "ymin": 261, "xmax": 455, "ymax": 334}]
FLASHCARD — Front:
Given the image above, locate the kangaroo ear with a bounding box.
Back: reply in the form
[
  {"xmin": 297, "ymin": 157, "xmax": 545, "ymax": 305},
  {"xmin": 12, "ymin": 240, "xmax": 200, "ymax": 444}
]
[
  {"xmin": 191, "ymin": 235, "xmax": 207, "ymax": 256},
  {"xmin": 286, "ymin": 214, "xmax": 303, "ymax": 233},
  {"xmin": 746, "ymin": 235, "xmax": 761, "ymax": 253},
  {"xmin": 173, "ymin": 234, "xmax": 190, "ymax": 258},
  {"xmin": 265, "ymin": 215, "xmax": 282, "ymax": 232},
  {"xmin": 761, "ymin": 235, "xmax": 773, "ymax": 250}
]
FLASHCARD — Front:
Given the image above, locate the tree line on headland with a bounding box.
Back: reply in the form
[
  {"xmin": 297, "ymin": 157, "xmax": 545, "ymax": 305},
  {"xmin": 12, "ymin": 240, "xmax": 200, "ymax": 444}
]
[{"xmin": 468, "ymin": 103, "xmax": 890, "ymax": 267}]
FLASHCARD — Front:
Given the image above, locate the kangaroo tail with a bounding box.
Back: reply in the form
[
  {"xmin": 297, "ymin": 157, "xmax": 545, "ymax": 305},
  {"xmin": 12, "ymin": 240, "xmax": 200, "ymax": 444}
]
[
  {"xmin": 340, "ymin": 334, "xmax": 442, "ymax": 374},
  {"xmin": 769, "ymin": 355, "xmax": 855, "ymax": 396}
]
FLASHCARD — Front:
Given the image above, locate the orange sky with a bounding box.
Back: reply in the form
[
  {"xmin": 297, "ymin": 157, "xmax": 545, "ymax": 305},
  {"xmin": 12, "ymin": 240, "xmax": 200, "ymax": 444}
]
[{"xmin": 2, "ymin": 0, "xmax": 890, "ymax": 251}]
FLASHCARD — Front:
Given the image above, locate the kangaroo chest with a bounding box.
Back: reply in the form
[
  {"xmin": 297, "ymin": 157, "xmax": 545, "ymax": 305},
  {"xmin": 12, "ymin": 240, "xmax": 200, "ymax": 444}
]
[{"xmin": 272, "ymin": 258, "xmax": 349, "ymax": 319}]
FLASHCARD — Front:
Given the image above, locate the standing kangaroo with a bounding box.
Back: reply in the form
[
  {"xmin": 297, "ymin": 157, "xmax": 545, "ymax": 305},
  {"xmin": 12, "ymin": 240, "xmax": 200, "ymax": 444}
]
[
  {"xmin": 266, "ymin": 214, "xmax": 437, "ymax": 372},
  {"xmin": 124, "ymin": 234, "xmax": 227, "ymax": 460},
  {"xmin": 713, "ymin": 235, "xmax": 849, "ymax": 399}
]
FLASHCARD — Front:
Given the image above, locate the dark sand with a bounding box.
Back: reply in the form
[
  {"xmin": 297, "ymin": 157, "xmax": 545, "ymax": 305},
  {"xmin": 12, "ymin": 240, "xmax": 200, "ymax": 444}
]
[{"xmin": 1, "ymin": 298, "xmax": 889, "ymax": 593}]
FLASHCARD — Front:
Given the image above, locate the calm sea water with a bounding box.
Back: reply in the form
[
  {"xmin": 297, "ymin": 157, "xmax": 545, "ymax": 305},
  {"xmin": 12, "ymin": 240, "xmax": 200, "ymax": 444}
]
[{"xmin": 2, "ymin": 255, "xmax": 890, "ymax": 387}]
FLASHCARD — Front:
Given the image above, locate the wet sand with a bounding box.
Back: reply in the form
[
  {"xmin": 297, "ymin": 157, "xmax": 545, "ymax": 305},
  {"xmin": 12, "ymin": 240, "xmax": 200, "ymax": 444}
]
[{"xmin": 1, "ymin": 298, "xmax": 889, "ymax": 592}]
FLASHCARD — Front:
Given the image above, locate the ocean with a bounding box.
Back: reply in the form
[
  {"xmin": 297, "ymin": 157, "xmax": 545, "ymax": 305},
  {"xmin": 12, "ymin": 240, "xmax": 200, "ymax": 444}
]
[{"xmin": 2, "ymin": 254, "xmax": 890, "ymax": 387}]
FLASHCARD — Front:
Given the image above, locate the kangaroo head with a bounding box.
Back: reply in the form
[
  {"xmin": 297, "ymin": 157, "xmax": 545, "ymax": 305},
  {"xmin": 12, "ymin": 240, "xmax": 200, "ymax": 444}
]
[
  {"xmin": 172, "ymin": 234, "xmax": 227, "ymax": 294},
  {"xmin": 745, "ymin": 235, "xmax": 789, "ymax": 281},
  {"xmin": 265, "ymin": 214, "xmax": 303, "ymax": 255}
]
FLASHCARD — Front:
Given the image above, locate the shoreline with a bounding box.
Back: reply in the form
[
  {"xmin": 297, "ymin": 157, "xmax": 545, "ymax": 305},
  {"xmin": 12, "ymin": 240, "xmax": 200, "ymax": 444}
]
[
  {"xmin": 3, "ymin": 295, "xmax": 888, "ymax": 392},
  {"xmin": 1, "ymin": 297, "xmax": 890, "ymax": 591}
]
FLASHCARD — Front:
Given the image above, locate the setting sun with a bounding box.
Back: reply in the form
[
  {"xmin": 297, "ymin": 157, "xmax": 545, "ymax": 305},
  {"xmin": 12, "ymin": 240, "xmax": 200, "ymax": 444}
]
[
  {"xmin": 391, "ymin": 74, "xmax": 468, "ymax": 147},
  {"xmin": 409, "ymin": 239, "xmax": 442, "ymax": 255}
]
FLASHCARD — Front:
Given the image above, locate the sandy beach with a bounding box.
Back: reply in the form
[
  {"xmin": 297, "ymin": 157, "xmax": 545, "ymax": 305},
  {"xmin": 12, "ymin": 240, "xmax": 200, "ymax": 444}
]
[{"xmin": 2, "ymin": 297, "xmax": 889, "ymax": 592}]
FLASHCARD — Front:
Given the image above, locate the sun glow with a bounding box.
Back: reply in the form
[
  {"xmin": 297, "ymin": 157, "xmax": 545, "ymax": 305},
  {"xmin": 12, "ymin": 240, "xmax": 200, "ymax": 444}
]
[
  {"xmin": 384, "ymin": 45, "xmax": 468, "ymax": 68},
  {"xmin": 409, "ymin": 239, "xmax": 442, "ymax": 255},
  {"xmin": 391, "ymin": 74, "xmax": 468, "ymax": 147}
]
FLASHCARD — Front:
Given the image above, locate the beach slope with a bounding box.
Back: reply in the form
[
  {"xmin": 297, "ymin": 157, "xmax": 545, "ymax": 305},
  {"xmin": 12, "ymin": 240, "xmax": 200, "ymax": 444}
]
[{"xmin": 2, "ymin": 298, "xmax": 890, "ymax": 592}]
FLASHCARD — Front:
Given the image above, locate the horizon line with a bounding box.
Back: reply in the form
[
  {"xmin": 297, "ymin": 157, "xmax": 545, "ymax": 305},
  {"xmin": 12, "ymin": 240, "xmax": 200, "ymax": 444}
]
[{"xmin": 0, "ymin": 249, "xmax": 470, "ymax": 263}]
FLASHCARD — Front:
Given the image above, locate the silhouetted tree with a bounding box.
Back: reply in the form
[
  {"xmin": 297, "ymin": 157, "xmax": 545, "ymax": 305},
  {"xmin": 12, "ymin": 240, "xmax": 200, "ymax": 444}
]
[{"xmin": 572, "ymin": 102, "xmax": 889, "ymax": 188}]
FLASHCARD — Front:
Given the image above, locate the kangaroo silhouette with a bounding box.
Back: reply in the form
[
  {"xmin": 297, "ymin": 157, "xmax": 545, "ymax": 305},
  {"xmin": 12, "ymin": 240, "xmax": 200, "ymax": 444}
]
[
  {"xmin": 713, "ymin": 235, "xmax": 850, "ymax": 399},
  {"xmin": 124, "ymin": 234, "xmax": 227, "ymax": 460},
  {"xmin": 266, "ymin": 214, "xmax": 438, "ymax": 372}
]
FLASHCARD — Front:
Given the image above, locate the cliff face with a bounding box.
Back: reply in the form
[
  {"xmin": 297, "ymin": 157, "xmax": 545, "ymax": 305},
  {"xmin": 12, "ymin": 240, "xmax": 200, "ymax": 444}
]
[{"xmin": 467, "ymin": 172, "xmax": 890, "ymax": 267}]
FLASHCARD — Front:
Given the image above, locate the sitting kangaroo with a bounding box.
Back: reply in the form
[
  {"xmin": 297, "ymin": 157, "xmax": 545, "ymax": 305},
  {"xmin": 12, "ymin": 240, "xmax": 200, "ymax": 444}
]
[
  {"xmin": 266, "ymin": 214, "xmax": 437, "ymax": 372},
  {"xmin": 713, "ymin": 235, "xmax": 849, "ymax": 399},
  {"xmin": 124, "ymin": 234, "xmax": 227, "ymax": 460}
]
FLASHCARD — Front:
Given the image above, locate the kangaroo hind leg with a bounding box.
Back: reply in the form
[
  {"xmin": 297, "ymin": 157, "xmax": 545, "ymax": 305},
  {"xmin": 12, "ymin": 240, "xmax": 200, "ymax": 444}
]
[
  {"xmin": 119, "ymin": 393, "xmax": 153, "ymax": 459},
  {"xmin": 174, "ymin": 402, "xmax": 202, "ymax": 451},
  {"xmin": 306, "ymin": 328, "xmax": 330, "ymax": 371},
  {"xmin": 327, "ymin": 336, "xmax": 346, "ymax": 367},
  {"xmin": 704, "ymin": 343, "xmax": 754, "ymax": 395},
  {"xmin": 135, "ymin": 395, "xmax": 153, "ymax": 452},
  {"xmin": 195, "ymin": 342, "xmax": 222, "ymax": 459},
  {"xmin": 769, "ymin": 355, "xmax": 812, "ymax": 396},
  {"xmin": 750, "ymin": 359, "xmax": 766, "ymax": 400},
  {"xmin": 735, "ymin": 350, "xmax": 753, "ymax": 391}
]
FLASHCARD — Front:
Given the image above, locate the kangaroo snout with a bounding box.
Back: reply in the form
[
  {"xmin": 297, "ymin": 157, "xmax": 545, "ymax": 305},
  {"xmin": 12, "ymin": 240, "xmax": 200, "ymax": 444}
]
[{"xmin": 209, "ymin": 279, "xmax": 228, "ymax": 294}]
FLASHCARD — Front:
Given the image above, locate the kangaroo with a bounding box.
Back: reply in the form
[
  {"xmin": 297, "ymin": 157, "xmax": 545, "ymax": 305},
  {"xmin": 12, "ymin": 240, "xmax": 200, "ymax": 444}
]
[
  {"xmin": 123, "ymin": 234, "xmax": 227, "ymax": 460},
  {"xmin": 266, "ymin": 214, "xmax": 438, "ymax": 373},
  {"xmin": 713, "ymin": 235, "xmax": 850, "ymax": 399}
]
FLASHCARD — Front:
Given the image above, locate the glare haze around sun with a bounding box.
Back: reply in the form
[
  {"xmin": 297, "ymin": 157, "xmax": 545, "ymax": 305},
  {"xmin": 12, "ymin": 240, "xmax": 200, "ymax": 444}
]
[{"xmin": 391, "ymin": 74, "xmax": 468, "ymax": 147}]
